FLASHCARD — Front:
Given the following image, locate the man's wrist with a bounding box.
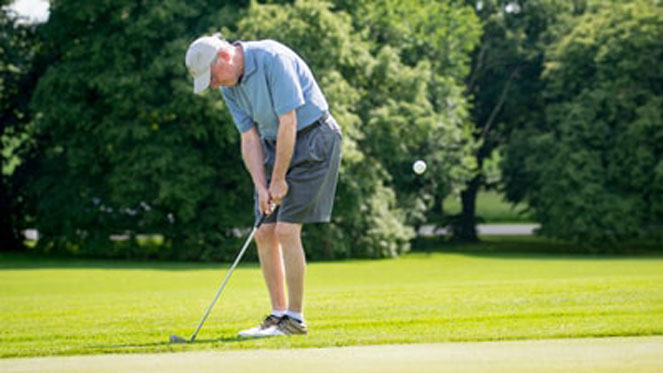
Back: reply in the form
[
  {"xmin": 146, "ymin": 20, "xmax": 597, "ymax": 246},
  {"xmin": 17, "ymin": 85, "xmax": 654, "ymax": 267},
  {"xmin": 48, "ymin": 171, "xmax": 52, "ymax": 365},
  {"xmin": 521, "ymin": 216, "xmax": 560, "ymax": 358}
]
[{"xmin": 256, "ymin": 184, "xmax": 269, "ymax": 193}]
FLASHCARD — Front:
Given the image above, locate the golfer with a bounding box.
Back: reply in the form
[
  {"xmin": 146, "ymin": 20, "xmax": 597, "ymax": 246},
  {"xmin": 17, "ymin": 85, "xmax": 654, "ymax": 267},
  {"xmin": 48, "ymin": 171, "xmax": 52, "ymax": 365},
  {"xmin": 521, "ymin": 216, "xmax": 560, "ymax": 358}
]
[{"xmin": 185, "ymin": 34, "xmax": 342, "ymax": 337}]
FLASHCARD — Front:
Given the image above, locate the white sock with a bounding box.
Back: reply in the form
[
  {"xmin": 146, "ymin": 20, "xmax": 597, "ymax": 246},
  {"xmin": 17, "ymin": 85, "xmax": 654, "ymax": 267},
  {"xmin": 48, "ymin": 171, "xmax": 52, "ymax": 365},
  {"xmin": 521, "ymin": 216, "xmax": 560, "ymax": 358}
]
[
  {"xmin": 286, "ymin": 311, "xmax": 304, "ymax": 323},
  {"xmin": 271, "ymin": 309, "xmax": 286, "ymax": 318}
]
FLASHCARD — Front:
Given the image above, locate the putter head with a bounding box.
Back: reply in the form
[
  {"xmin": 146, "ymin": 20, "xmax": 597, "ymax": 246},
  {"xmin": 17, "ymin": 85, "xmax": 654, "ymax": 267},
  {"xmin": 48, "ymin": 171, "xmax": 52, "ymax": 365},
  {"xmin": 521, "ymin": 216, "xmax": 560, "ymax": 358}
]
[{"xmin": 169, "ymin": 334, "xmax": 187, "ymax": 343}]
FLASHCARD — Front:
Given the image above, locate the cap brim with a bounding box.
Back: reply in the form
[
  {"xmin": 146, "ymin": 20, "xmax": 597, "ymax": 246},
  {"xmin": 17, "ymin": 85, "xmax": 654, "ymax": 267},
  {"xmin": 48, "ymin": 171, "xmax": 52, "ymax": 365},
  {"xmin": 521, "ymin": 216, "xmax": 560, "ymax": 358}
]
[{"xmin": 193, "ymin": 69, "xmax": 211, "ymax": 94}]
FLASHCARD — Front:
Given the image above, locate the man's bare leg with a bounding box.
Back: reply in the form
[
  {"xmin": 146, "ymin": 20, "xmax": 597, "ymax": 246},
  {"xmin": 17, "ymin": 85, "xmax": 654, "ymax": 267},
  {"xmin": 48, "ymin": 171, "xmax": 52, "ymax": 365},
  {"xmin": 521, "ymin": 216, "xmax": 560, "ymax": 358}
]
[
  {"xmin": 254, "ymin": 223, "xmax": 287, "ymax": 311},
  {"xmin": 275, "ymin": 222, "xmax": 305, "ymax": 314}
]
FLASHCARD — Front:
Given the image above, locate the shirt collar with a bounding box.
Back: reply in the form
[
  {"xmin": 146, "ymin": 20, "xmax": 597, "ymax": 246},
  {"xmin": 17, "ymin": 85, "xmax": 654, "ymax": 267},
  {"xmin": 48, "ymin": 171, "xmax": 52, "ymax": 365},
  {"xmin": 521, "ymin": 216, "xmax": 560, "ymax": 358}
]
[{"xmin": 234, "ymin": 41, "xmax": 256, "ymax": 85}]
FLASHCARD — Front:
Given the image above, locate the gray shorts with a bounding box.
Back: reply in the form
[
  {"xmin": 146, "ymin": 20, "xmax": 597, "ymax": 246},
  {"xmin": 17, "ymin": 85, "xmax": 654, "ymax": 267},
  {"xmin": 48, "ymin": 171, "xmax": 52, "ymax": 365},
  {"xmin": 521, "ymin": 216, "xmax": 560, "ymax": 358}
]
[{"xmin": 255, "ymin": 113, "xmax": 342, "ymax": 224}]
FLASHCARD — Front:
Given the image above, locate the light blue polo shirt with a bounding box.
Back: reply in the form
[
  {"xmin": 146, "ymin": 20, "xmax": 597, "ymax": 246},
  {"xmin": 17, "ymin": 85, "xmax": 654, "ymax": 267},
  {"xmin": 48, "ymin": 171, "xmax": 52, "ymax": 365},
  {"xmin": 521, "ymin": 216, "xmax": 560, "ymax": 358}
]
[{"xmin": 221, "ymin": 40, "xmax": 328, "ymax": 140}]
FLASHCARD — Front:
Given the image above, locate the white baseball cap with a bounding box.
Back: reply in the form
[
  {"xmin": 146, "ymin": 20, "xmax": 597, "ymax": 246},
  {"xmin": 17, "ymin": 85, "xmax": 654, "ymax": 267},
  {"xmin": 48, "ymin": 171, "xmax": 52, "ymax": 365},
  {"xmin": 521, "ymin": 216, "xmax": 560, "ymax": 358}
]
[{"xmin": 185, "ymin": 34, "xmax": 225, "ymax": 94}]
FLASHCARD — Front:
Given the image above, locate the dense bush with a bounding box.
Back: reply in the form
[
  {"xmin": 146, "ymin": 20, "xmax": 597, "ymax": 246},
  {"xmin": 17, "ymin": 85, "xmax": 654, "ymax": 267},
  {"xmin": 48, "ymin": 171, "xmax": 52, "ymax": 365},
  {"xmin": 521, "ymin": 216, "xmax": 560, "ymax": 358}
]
[
  {"xmin": 23, "ymin": 0, "xmax": 252, "ymax": 261},
  {"xmin": 503, "ymin": 1, "xmax": 663, "ymax": 247}
]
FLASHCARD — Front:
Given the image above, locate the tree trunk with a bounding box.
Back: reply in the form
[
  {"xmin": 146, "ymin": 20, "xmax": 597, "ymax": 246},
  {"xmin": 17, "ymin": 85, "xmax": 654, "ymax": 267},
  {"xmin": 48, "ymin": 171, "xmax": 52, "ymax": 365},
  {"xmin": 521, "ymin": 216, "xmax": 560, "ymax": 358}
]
[
  {"xmin": 456, "ymin": 65, "xmax": 518, "ymax": 242},
  {"xmin": 454, "ymin": 174, "xmax": 481, "ymax": 242},
  {"xmin": 453, "ymin": 137, "xmax": 495, "ymax": 242},
  {"xmin": 0, "ymin": 181, "xmax": 21, "ymax": 251}
]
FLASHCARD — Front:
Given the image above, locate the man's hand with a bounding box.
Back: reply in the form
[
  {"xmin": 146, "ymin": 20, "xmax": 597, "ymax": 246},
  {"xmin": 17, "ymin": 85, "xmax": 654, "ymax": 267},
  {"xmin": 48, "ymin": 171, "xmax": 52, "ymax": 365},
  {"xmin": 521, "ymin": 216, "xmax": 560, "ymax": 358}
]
[
  {"xmin": 269, "ymin": 178, "xmax": 289, "ymax": 206},
  {"xmin": 257, "ymin": 186, "xmax": 275, "ymax": 215}
]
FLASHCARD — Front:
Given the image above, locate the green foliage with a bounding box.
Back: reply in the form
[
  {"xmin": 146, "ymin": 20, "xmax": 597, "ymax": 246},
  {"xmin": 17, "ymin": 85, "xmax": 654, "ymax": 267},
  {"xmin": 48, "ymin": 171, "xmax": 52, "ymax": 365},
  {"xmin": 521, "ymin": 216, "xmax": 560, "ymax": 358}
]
[
  {"xmin": 18, "ymin": 0, "xmax": 481, "ymax": 260},
  {"xmin": 340, "ymin": 0, "xmax": 480, "ymax": 82},
  {"xmin": 234, "ymin": 0, "xmax": 416, "ymax": 258},
  {"xmin": 24, "ymin": 0, "xmax": 253, "ymax": 260},
  {"xmin": 0, "ymin": 6, "xmax": 40, "ymax": 251},
  {"xmin": 467, "ymin": 0, "xmax": 581, "ymax": 132},
  {"xmin": 334, "ymin": 0, "xmax": 482, "ymax": 227},
  {"xmin": 450, "ymin": 0, "xmax": 586, "ymax": 240},
  {"xmin": 234, "ymin": 0, "xmax": 481, "ymax": 257},
  {"xmin": 505, "ymin": 1, "xmax": 663, "ymax": 246}
]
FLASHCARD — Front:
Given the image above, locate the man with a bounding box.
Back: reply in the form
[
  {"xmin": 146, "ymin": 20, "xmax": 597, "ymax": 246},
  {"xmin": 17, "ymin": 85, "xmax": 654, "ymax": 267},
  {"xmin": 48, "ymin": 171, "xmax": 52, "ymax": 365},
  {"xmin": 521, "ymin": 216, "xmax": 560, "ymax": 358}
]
[{"xmin": 185, "ymin": 34, "xmax": 342, "ymax": 337}]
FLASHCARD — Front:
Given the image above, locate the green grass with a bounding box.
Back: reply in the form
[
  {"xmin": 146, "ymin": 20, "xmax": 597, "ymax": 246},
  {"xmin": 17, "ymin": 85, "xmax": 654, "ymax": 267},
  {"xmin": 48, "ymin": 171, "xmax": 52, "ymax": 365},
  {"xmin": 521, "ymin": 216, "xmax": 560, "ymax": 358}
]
[
  {"xmin": 444, "ymin": 189, "xmax": 532, "ymax": 223},
  {"xmin": 2, "ymin": 237, "xmax": 663, "ymax": 358}
]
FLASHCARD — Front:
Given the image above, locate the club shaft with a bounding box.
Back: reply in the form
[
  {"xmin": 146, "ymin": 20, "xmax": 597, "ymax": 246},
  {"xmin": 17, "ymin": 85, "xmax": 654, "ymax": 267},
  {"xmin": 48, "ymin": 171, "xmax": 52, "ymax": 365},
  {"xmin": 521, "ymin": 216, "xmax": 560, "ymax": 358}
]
[{"xmin": 189, "ymin": 225, "xmax": 259, "ymax": 342}]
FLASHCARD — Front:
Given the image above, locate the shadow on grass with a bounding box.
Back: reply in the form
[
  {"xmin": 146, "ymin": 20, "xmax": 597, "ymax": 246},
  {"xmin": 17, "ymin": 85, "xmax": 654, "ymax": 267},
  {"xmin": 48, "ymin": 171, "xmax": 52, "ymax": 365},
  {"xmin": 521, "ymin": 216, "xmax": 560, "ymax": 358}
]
[
  {"xmin": 412, "ymin": 235, "xmax": 663, "ymax": 259},
  {"xmin": 86, "ymin": 336, "xmax": 248, "ymax": 351},
  {"xmin": 0, "ymin": 252, "xmax": 262, "ymax": 271},
  {"xmin": 3, "ymin": 235, "xmax": 662, "ymax": 270}
]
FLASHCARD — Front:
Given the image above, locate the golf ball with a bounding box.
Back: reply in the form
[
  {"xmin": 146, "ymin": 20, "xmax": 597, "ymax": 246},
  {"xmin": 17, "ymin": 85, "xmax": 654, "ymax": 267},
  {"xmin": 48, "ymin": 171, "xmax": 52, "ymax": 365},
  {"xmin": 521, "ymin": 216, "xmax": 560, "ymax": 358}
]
[{"xmin": 413, "ymin": 160, "xmax": 427, "ymax": 175}]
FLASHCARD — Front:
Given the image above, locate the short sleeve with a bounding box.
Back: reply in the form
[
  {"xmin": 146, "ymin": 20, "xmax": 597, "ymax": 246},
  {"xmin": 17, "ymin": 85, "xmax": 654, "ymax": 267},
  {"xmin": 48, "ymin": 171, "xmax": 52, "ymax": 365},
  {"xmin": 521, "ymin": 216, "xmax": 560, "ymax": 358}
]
[
  {"xmin": 222, "ymin": 90, "xmax": 254, "ymax": 133},
  {"xmin": 266, "ymin": 54, "xmax": 305, "ymax": 116}
]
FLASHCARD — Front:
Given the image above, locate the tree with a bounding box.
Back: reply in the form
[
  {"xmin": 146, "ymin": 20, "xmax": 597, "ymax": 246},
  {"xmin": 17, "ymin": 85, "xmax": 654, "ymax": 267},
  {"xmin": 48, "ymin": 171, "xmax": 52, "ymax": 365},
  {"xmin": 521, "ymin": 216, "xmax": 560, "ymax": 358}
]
[
  {"xmin": 234, "ymin": 0, "xmax": 416, "ymax": 258},
  {"xmin": 19, "ymin": 0, "xmax": 483, "ymax": 260},
  {"xmin": 23, "ymin": 0, "xmax": 252, "ymax": 260},
  {"xmin": 452, "ymin": 0, "xmax": 586, "ymax": 241},
  {"xmin": 0, "ymin": 4, "xmax": 40, "ymax": 251},
  {"xmin": 503, "ymin": 0, "xmax": 663, "ymax": 247},
  {"xmin": 235, "ymin": 0, "xmax": 482, "ymax": 256},
  {"xmin": 333, "ymin": 0, "xmax": 482, "ymax": 231}
]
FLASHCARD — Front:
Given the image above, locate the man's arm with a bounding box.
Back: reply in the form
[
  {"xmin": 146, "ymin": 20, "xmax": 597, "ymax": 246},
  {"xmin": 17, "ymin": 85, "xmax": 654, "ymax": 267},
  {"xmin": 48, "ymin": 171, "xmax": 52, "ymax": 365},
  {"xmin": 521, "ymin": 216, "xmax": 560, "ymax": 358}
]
[
  {"xmin": 269, "ymin": 110, "xmax": 297, "ymax": 205},
  {"xmin": 241, "ymin": 126, "xmax": 272, "ymax": 215}
]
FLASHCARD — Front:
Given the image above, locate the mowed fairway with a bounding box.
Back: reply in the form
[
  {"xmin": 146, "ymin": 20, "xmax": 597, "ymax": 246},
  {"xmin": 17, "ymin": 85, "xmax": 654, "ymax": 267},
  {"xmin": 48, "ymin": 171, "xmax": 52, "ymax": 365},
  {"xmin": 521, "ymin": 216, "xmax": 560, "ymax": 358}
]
[{"xmin": 1, "ymin": 241, "xmax": 663, "ymax": 358}]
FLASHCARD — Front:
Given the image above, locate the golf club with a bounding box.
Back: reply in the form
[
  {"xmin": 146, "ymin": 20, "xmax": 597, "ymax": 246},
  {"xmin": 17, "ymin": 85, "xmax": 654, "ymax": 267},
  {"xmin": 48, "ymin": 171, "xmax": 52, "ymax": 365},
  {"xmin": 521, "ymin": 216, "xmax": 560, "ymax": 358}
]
[{"xmin": 170, "ymin": 205, "xmax": 277, "ymax": 343}]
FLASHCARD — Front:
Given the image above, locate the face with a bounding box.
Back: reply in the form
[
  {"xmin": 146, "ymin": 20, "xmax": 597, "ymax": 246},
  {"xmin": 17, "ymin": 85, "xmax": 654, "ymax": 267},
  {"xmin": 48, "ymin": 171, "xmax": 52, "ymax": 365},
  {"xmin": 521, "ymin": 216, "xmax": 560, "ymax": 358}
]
[{"xmin": 209, "ymin": 51, "xmax": 239, "ymax": 88}]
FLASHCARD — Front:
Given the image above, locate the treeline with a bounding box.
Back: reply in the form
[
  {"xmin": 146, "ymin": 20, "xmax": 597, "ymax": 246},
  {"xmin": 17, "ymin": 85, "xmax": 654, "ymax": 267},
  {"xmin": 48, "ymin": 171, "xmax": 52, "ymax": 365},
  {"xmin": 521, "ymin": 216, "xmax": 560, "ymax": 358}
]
[{"xmin": 1, "ymin": 0, "xmax": 661, "ymax": 260}]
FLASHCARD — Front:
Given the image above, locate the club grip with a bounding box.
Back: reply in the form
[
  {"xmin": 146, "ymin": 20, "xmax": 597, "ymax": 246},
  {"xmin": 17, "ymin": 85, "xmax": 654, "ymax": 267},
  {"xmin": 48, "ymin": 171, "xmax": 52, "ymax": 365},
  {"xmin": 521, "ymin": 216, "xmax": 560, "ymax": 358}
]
[{"xmin": 255, "ymin": 204, "xmax": 279, "ymax": 228}]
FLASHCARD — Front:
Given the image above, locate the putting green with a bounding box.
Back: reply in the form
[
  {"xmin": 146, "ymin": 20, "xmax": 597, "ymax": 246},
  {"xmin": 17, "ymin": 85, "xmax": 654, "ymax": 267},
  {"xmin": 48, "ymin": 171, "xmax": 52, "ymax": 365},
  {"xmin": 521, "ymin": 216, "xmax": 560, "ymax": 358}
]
[{"xmin": 1, "ymin": 337, "xmax": 662, "ymax": 372}]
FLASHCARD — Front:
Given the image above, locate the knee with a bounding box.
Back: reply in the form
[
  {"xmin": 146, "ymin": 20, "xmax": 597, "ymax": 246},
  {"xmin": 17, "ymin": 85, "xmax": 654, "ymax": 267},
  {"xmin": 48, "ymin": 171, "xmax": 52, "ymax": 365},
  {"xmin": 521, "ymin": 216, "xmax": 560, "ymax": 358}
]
[
  {"xmin": 274, "ymin": 223, "xmax": 301, "ymax": 244},
  {"xmin": 254, "ymin": 223, "xmax": 275, "ymax": 246}
]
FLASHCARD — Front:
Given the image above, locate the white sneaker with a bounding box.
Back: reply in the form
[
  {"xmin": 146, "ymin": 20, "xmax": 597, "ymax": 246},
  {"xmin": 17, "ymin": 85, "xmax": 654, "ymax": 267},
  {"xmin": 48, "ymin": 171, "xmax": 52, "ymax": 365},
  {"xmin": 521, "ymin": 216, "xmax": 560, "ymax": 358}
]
[
  {"xmin": 258, "ymin": 315, "xmax": 308, "ymax": 336},
  {"xmin": 238, "ymin": 315, "xmax": 281, "ymax": 338}
]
